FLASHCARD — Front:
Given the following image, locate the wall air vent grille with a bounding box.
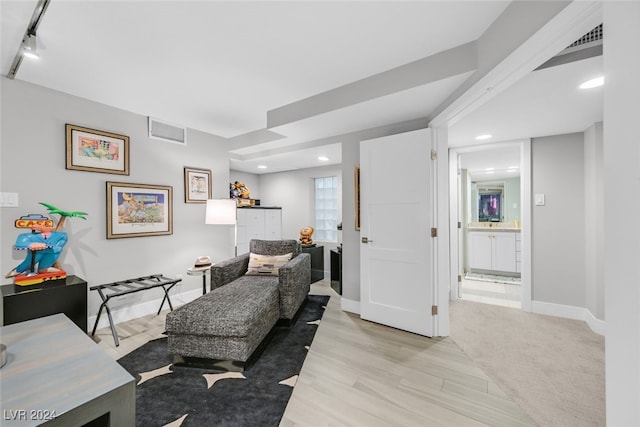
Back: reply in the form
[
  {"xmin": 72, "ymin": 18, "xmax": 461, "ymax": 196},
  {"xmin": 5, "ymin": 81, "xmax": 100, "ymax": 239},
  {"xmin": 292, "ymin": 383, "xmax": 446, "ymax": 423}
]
[
  {"xmin": 567, "ymin": 24, "xmax": 603, "ymax": 49},
  {"xmin": 148, "ymin": 117, "xmax": 187, "ymax": 146}
]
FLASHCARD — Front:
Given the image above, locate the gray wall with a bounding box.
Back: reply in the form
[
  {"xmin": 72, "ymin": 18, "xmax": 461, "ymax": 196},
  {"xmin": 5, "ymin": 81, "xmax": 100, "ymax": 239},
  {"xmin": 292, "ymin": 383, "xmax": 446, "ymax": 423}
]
[
  {"xmin": 230, "ymin": 170, "xmax": 261, "ymax": 200},
  {"xmin": 0, "ymin": 78, "xmax": 233, "ymax": 322},
  {"xmin": 258, "ymin": 165, "xmax": 342, "ymax": 276},
  {"xmin": 584, "ymin": 122, "xmax": 604, "ymax": 320},
  {"xmin": 531, "ymin": 132, "xmax": 586, "ymax": 307},
  {"xmin": 258, "ymin": 165, "xmax": 342, "ymax": 242}
]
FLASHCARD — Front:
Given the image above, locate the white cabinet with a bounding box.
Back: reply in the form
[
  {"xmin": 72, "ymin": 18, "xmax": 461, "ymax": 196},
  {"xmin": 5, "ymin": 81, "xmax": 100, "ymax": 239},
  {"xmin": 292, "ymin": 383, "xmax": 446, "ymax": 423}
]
[
  {"xmin": 515, "ymin": 233, "xmax": 522, "ymax": 273},
  {"xmin": 468, "ymin": 230, "xmax": 518, "ymax": 273},
  {"xmin": 236, "ymin": 207, "xmax": 282, "ymax": 254}
]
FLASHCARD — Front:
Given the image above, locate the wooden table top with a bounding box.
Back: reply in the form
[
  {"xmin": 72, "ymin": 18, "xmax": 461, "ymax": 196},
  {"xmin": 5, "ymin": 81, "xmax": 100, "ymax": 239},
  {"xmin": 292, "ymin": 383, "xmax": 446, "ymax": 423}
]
[{"xmin": 0, "ymin": 314, "xmax": 135, "ymax": 426}]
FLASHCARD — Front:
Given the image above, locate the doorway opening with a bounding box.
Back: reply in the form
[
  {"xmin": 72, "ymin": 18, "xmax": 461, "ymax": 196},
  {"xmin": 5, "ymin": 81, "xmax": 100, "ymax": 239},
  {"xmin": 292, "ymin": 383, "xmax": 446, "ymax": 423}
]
[{"xmin": 450, "ymin": 141, "xmax": 531, "ymax": 310}]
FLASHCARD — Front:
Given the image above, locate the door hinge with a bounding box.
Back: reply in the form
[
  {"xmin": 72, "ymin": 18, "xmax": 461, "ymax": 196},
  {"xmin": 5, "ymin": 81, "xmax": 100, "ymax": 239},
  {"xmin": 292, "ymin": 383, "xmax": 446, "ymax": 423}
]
[
  {"xmin": 431, "ymin": 227, "xmax": 437, "ymax": 237},
  {"xmin": 458, "ymin": 221, "xmax": 462, "ymax": 229},
  {"xmin": 458, "ymin": 274, "xmax": 462, "ymax": 283},
  {"xmin": 432, "ymin": 305, "xmax": 438, "ymax": 316},
  {"xmin": 430, "ymin": 150, "xmax": 437, "ymax": 160}
]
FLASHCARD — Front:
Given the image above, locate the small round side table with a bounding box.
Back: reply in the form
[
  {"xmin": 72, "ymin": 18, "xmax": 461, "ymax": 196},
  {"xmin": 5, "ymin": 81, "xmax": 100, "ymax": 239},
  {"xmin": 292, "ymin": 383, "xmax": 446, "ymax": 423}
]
[{"xmin": 187, "ymin": 268, "xmax": 211, "ymax": 295}]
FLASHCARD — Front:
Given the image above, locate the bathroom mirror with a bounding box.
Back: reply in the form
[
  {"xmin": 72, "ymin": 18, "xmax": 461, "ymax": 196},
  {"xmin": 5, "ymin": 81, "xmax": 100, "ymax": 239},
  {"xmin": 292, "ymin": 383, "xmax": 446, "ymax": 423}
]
[{"xmin": 470, "ymin": 178, "xmax": 520, "ymax": 223}]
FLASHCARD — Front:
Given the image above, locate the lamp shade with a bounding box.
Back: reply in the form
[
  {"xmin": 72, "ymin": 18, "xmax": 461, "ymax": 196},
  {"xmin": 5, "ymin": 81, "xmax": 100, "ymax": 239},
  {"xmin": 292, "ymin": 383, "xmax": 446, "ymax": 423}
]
[{"xmin": 205, "ymin": 199, "xmax": 236, "ymax": 225}]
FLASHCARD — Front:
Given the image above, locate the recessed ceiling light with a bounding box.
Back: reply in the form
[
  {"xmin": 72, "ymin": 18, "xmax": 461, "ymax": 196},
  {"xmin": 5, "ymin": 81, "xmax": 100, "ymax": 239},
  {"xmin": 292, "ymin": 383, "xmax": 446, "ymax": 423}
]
[
  {"xmin": 258, "ymin": 165, "xmax": 267, "ymax": 169},
  {"xmin": 485, "ymin": 167, "xmax": 495, "ymax": 171},
  {"xmin": 579, "ymin": 76, "xmax": 604, "ymax": 89},
  {"xmin": 318, "ymin": 156, "xmax": 329, "ymax": 161},
  {"xmin": 475, "ymin": 134, "xmax": 492, "ymax": 140},
  {"xmin": 508, "ymin": 165, "xmax": 519, "ymax": 169}
]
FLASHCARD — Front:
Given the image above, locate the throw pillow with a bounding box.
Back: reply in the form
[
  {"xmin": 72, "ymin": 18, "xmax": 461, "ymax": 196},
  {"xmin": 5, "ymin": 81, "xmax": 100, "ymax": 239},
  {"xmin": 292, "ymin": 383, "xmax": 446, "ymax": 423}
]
[{"xmin": 246, "ymin": 252, "xmax": 293, "ymax": 276}]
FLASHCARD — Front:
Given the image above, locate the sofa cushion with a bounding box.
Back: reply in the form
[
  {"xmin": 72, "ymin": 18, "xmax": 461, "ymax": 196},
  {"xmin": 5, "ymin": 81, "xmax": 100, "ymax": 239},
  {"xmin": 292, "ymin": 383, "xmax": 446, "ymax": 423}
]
[
  {"xmin": 166, "ymin": 277, "xmax": 278, "ymax": 337},
  {"xmin": 246, "ymin": 252, "xmax": 292, "ymax": 276}
]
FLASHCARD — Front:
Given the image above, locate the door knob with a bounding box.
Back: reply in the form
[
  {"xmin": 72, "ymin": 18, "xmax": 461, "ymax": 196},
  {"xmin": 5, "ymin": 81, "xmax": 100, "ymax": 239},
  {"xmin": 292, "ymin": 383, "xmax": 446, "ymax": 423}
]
[{"xmin": 361, "ymin": 237, "xmax": 373, "ymax": 243}]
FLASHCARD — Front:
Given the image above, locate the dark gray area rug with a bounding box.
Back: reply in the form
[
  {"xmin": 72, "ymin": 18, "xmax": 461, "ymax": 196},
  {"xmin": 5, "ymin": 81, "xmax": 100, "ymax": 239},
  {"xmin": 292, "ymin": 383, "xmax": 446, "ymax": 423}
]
[{"xmin": 117, "ymin": 295, "xmax": 330, "ymax": 427}]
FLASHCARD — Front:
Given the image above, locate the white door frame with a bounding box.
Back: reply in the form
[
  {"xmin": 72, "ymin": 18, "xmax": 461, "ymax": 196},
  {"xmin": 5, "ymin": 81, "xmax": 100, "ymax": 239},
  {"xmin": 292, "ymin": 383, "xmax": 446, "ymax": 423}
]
[
  {"xmin": 448, "ymin": 140, "xmax": 532, "ymax": 311},
  {"xmin": 433, "ymin": 127, "xmax": 451, "ymax": 336}
]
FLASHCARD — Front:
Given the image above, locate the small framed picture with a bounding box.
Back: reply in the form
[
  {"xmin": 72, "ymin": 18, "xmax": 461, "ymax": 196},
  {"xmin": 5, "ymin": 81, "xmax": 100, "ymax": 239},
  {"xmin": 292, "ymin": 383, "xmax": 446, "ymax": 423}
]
[
  {"xmin": 184, "ymin": 167, "xmax": 212, "ymax": 203},
  {"xmin": 66, "ymin": 124, "xmax": 129, "ymax": 175},
  {"xmin": 107, "ymin": 182, "xmax": 173, "ymax": 239}
]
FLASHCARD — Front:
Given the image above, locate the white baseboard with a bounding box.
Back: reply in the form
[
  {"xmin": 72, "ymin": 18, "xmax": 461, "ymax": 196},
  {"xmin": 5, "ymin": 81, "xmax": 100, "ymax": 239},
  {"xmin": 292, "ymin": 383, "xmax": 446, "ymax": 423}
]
[
  {"xmin": 585, "ymin": 310, "xmax": 606, "ymax": 336},
  {"xmin": 531, "ymin": 300, "xmax": 605, "ymax": 336},
  {"xmin": 340, "ymin": 298, "xmax": 360, "ymax": 315},
  {"xmin": 88, "ymin": 288, "xmax": 202, "ymax": 331}
]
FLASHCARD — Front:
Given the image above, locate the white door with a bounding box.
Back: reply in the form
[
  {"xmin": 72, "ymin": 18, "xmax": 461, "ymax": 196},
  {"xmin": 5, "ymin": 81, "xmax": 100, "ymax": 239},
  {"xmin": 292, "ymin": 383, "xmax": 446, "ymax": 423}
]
[{"xmin": 360, "ymin": 128, "xmax": 434, "ymax": 336}]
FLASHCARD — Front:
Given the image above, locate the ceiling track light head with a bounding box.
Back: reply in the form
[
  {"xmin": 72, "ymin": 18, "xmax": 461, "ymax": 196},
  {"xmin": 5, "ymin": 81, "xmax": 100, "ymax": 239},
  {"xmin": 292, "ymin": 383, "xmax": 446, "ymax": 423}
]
[{"xmin": 22, "ymin": 33, "xmax": 39, "ymax": 59}]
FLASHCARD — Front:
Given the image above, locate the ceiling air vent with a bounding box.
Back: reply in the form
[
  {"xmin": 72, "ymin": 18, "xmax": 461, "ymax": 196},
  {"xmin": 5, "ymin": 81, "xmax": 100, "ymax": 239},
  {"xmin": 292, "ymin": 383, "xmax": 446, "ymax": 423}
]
[
  {"xmin": 535, "ymin": 24, "xmax": 602, "ymax": 71},
  {"xmin": 567, "ymin": 24, "xmax": 603, "ymax": 50},
  {"xmin": 148, "ymin": 117, "xmax": 187, "ymax": 146}
]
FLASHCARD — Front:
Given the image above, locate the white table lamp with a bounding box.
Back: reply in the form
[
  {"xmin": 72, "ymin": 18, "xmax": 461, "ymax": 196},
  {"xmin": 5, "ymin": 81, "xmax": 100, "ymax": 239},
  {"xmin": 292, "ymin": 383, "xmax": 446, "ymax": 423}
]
[{"xmin": 205, "ymin": 199, "xmax": 237, "ymax": 256}]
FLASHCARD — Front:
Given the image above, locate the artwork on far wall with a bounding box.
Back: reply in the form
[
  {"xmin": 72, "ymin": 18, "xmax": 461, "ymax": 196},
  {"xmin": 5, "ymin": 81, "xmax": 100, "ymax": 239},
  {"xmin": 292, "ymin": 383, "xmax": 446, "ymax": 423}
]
[
  {"xmin": 65, "ymin": 124, "xmax": 130, "ymax": 175},
  {"xmin": 106, "ymin": 181, "xmax": 173, "ymax": 239},
  {"xmin": 184, "ymin": 167, "xmax": 212, "ymax": 203}
]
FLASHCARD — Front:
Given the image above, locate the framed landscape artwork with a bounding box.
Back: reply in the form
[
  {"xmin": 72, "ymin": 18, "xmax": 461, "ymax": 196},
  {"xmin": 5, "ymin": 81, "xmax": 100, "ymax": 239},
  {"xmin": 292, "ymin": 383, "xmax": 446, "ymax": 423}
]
[
  {"xmin": 107, "ymin": 182, "xmax": 173, "ymax": 239},
  {"xmin": 184, "ymin": 167, "xmax": 212, "ymax": 203},
  {"xmin": 66, "ymin": 124, "xmax": 130, "ymax": 175}
]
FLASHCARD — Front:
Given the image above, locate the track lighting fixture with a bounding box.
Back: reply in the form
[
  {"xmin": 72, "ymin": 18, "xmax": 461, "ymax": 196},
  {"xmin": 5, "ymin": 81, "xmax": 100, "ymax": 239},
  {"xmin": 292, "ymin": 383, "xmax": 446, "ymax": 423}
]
[
  {"xmin": 7, "ymin": 0, "xmax": 51, "ymax": 79},
  {"xmin": 23, "ymin": 34, "xmax": 38, "ymax": 59}
]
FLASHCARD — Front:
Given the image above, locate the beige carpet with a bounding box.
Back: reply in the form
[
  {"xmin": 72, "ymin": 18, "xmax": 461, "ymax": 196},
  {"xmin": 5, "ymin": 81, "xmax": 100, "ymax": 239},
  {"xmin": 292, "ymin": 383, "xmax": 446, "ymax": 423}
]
[{"xmin": 450, "ymin": 299, "xmax": 605, "ymax": 427}]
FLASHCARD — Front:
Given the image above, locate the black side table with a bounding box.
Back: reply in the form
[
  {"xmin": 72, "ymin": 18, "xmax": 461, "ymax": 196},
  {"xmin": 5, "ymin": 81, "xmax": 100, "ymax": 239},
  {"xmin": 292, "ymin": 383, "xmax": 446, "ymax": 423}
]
[
  {"xmin": 330, "ymin": 249, "xmax": 342, "ymax": 295},
  {"xmin": 1, "ymin": 275, "xmax": 88, "ymax": 331},
  {"xmin": 302, "ymin": 245, "xmax": 324, "ymax": 283}
]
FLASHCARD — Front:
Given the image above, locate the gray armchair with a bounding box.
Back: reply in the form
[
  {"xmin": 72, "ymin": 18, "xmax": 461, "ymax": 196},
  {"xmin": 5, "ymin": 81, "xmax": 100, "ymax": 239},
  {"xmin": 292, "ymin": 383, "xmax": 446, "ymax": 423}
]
[{"xmin": 211, "ymin": 239, "xmax": 311, "ymax": 320}]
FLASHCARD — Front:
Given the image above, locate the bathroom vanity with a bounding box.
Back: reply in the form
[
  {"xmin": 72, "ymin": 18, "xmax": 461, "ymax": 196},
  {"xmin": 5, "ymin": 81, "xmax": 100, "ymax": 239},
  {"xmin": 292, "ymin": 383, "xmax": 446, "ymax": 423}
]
[{"xmin": 467, "ymin": 224, "xmax": 521, "ymax": 274}]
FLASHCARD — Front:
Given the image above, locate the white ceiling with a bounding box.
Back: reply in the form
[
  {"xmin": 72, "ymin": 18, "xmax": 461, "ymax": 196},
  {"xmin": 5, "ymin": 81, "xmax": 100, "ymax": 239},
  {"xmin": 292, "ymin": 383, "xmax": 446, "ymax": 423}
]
[{"xmin": 1, "ymin": 1, "xmax": 603, "ymax": 175}]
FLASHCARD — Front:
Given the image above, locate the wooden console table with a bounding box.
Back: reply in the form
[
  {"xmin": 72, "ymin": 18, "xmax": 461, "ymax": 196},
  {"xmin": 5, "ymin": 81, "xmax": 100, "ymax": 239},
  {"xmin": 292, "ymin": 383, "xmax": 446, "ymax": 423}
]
[
  {"xmin": 0, "ymin": 314, "xmax": 135, "ymax": 426},
  {"xmin": 90, "ymin": 274, "xmax": 181, "ymax": 347},
  {"xmin": 1, "ymin": 275, "xmax": 87, "ymax": 331}
]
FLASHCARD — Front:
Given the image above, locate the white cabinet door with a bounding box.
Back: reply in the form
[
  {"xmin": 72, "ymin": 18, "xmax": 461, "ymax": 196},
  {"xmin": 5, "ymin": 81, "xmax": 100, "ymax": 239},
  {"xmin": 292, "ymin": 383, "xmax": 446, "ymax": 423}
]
[
  {"xmin": 469, "ymin": 232, "xmax": 493, "ymax": 270},
  {"xmin": 264, "ymin": 209, "xmax": 282, "ymax": 240},
  {"xmin": 493, "ymin": 233, "xmax": 517, "ymax": 272},
  {"xmin": 236, "ymin": 208, "xmax": 283, "ymax": 254},
  {"xmin": 246, "ymin": 209, "xmax": 265, "ymax": 240},
  {"xmin": 236, "ymin": 209, "xmax": 249, "ymax": 255}
]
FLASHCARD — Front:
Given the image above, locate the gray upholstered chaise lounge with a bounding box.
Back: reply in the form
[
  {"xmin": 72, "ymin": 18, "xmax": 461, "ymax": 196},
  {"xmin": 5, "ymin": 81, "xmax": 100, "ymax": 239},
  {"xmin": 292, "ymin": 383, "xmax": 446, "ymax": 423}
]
[{"xmin": 165, "ymin": 239, "xmax": 311, "ymax": 370}]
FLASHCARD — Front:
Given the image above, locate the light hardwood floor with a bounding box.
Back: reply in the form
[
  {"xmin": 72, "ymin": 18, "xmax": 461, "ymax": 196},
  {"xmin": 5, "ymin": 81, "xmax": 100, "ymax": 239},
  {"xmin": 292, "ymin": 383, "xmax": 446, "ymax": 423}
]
[{"xmin": 94, "ymin": 280, "xmax": 536, "ymax": 426}]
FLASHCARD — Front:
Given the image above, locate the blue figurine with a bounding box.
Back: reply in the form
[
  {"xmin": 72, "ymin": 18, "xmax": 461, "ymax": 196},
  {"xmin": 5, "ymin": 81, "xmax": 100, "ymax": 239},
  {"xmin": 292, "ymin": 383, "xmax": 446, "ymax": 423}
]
[
  {"xmin": 5, "ymin": 202, "xmax": 87, "ymax": 279},
  {"xmin": 10, "ymin": 225, "xmax": 68, "ymax": 275}
]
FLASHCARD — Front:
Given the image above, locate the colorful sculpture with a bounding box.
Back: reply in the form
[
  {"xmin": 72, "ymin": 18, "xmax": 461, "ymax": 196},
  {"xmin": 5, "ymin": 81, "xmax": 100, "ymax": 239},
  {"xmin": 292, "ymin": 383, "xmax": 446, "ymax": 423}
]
[
  {"xmin": 299, "ymin": 226, "xmax": 314, "ymax": 246},
  {"xmin": 6, "ymin": 202, "xmax": 87, "ymax": 285},
  {"xmin": 230, "ymin": 181, "xmax": 250, "ymax": 199}
]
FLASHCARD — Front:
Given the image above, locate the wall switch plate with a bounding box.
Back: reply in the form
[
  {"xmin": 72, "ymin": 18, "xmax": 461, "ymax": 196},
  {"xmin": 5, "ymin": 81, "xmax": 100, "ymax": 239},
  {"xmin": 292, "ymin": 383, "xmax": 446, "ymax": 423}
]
[
  {"xmin": 0, "ymin": 192, "xmax": 19, "ymax": 207},
  {"xmin": 535, "ymin": 193, "xmax": 545, "ymax": 206}
]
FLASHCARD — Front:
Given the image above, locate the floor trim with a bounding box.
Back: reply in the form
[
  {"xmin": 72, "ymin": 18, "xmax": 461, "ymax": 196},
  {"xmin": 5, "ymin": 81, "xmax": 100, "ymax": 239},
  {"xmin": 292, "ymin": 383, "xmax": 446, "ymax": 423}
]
[{"xmin": 531, "ymin": 300, "xmax": 605, "ymax": 336}]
